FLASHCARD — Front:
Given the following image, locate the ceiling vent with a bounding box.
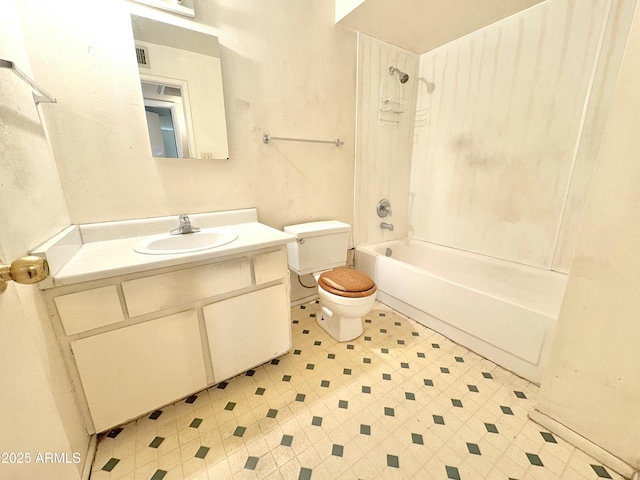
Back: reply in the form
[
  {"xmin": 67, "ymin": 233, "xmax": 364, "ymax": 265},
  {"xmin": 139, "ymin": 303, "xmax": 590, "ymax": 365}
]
[{"xmin": 135, "ymin": 45, "xmax": 150, "ymax": 68}]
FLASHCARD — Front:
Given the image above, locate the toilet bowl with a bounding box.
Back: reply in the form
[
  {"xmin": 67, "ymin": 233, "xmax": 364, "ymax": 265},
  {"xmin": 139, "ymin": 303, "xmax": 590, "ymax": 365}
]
[
  {"xmin": 314, "ymin": 267, "xmax": 376, "ymax": 342},
  {"xmin": 283, "ymin": 220, "xmax": 376, "ymax": 342}
]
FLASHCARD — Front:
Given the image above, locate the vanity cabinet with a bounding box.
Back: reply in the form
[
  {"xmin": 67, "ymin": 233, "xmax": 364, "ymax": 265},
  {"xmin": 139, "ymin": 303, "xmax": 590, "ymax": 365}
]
[
  {"xmin": 44, "ymin": 246, "xmax": 291, "ymax": 433},
  {"xmin": 71, "ymin": 310, "xmax": 206, "ymax": 432}
]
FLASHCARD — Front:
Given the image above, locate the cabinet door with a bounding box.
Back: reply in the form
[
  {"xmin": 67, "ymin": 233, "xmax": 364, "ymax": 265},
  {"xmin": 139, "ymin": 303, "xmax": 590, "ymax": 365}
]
[
  {"xmin": 204, "ymin": 284, "xmax": 291, "ymax": 382},
  {"xmin": 71, "ymin": 310, "xmax": 206, "ymax": 432}
]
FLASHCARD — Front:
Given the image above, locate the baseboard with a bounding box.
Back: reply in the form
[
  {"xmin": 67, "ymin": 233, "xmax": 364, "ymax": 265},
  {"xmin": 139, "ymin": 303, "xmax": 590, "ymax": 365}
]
[{"xmin": 529, "ymin": 409, "xmax": 637, "ymax": 479}]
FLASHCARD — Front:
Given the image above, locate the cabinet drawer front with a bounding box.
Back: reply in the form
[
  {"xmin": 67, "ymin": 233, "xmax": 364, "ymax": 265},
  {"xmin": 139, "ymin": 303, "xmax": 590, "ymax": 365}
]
[
  {"xmin": 253, "ymin": 249, "xmax": 287, "ymax": 285},
  {"xmin": 204, "ymin": 284, "xmax": 291, "ymax": 382},
  {"xmin": 71, "ymin": 310, "xmax": 206, "ymax": 432},
  {"xmin": 122, "ymin": 258, "xmax": 251, "ymax": 317},
  {"xmin": 54, "ymin": 285, "xmax": 124, "ymax": 335}
]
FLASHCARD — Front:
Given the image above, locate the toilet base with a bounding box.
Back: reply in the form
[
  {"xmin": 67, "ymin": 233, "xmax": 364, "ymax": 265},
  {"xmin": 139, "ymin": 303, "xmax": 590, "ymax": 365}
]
[{"xmin": 316, "ymin": 306, "xmax": 364, "ymax": 342}]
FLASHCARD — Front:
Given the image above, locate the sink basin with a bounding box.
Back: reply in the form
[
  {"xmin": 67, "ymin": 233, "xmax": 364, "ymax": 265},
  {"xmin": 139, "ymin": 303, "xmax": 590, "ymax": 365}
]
[{"xmin": 134, "ymin": 228, "xmax": 238, "ymax": 255}]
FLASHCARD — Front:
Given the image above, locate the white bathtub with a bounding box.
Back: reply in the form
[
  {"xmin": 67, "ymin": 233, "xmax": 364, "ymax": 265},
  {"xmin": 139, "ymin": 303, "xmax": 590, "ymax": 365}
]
[{"xmin": 355, "ymin": 239, "xmax": 568, "ymax": 383}]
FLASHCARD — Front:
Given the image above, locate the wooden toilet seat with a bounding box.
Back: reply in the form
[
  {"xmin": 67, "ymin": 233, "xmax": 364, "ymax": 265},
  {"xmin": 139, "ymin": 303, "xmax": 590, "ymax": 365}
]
[{"xmin": 318, "ymin": 267, "xmax": 377, "ymax": 298}]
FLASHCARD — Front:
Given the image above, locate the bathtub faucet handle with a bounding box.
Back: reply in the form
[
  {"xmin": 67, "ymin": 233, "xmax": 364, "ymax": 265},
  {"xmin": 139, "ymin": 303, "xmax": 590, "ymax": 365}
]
[{"xmin": 377, "ymin": 199, "xmax": 392, "ymax": 218}]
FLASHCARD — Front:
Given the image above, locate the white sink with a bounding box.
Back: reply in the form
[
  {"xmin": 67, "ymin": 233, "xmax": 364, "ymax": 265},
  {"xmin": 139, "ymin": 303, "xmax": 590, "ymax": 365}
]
[{"xmin": 134, "ymin": 228, "xmax": 238, "ymax": 255}]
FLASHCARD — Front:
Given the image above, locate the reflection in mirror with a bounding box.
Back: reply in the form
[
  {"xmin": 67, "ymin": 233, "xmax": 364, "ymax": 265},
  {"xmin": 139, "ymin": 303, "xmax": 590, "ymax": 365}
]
[{"xmin": 130, "ymin": 15, "xmax": 230, "ymax": 159}]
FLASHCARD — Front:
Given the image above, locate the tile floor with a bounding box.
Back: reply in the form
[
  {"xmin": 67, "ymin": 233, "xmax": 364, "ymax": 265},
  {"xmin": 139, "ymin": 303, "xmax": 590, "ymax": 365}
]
[{"xmin": 90, "ymin": 301, "xmax": 626, "ymax": 480}]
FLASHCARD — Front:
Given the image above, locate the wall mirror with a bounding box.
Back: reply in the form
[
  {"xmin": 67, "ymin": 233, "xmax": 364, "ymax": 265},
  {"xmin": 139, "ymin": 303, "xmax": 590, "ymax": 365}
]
[{"xmin": 130, "ymin": 14, "xmax": 229, "ymax": 159}]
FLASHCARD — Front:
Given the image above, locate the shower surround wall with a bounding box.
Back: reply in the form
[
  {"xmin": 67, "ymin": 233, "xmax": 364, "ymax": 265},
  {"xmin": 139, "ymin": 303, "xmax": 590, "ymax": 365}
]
[
  {"xmin": 354, "ymin": 34, "xmax": 418, "ymax": 246},
  {"xmin": 409, "ymin": 0, "xmax": 634, "ymax": 272}
]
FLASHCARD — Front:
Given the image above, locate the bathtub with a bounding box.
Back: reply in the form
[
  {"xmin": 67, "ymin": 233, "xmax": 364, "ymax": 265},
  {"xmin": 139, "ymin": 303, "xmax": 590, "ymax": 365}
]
[{"xmin": 355, "ymin": 239, "xmax": 568, "ymax": 383}]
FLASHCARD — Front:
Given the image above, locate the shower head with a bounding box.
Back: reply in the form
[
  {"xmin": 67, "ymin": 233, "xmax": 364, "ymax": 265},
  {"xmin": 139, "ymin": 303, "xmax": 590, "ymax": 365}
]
[{"xmin": 389, "ymin": 66, "xmax": 409, "ymax": 84}]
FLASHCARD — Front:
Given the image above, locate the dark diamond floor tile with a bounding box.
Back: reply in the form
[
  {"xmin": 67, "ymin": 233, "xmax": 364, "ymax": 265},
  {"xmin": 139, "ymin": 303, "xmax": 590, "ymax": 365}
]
[
  {"xmin": 360, "ymin": 424, "xmax": 371, "ymax": 435},
  {"xmin": 400, "ymin": 362, "xmax": 409, "ymax": 369},
  {"xmin": 149, "ymin": 436, "xmax": 164, "ymax": 448},
  {"xmin": 363, "ymin": 357, "xmax": 372, "ymax": 364},
  {"xmin": 540, "ymin": 431, "xmax": 557, "ymax": 443},
  {"xmin": 224, "ymin": 402, "xmax": 236, "ymax": 411},
  {"xmin": 233, "ymin": 426, "xmax": 246, "ymax": 437},
  {"xmin": 417, "ymin": 352, "xmax": 426, "ymax": 358},
  {"xmin": 433, "ymin": 415, "xmax": 445, "ymax": 425},
  {"xmin": 194, "ymin": 446, "xmax": 210, "ymax": 459},
  {"xmin": 384, "ymin": 407, "xmax": 395, "ymax": 417},
  {"xmin": 338, "ymin": 400, "xmax": 348, "ymax": 409},
  {"xmin": 327, "ymin": 353, "xmax": 335, "ymax": 359},
  {"xmin": 244, "ymin": 456, "xmax": 259, "ymax": 470},
  {"xmin": 501, "ymin": 405, "xmax": 514, "ymax": 415},
  {"xmin": 526, "ymin": 452, "xmax": 544, "ymax": 466},
  {"xmin": 440, "ymin": 367, "xmax": 450, "ymax": 374},
  {"xmin": 150, "ymin": 470, "xmax": 167, "ymax": 480},
  {"xmin": 485, "ymin": 423, "xmax": 499, "ymax": 434},
  {"xmin": 468, "ymin": 384, "xmax": 479, "ymax": 392},
  {"xmin": 411, "ymin": 433, "xmax": 424, "ymax": 445},
  {"xmin": 306, "ymin": 363, "xmax": 315, "ymax": 370},
  {"xmin": 189, "ymin": 418, "xmax": 202, "ymax": 428},
  {"xmin": 332, "ymin": 444, "xmax": 344, "ymax": 457},
  {"xmin": 383, "ymin": 373, "xmax": 391, "ymax": 381},
  {"xmin": 451, "ymin": 399, "xmax": 463, "ymax": 408},
  {"xmin": 282, "ymin": 375, "xmax": 292, "ymax": 382},
  {"xmin": 432, "ymin": 343, "xmax": 440, "ymax": 348},
  {"xmin": 267, "ymin": 409, "xmax": 278, "ymax": 418},
  {"xmin": 148, "ymin": 410, "xmax": 162, "ymax": 420},
  {"xmin": 217, "ymin": 381, "xmax": 228, "ymax": 389},
  {"xmin": 405, "ymin": 392, "xmax": 415, "ymax": 401},
  {"xmin": 106, "ymin": 427, "xmax": 122, "ymax": 438},
  {"xmin": 387, "ymin": 454, "xmax": 399, "ymax": 468},
  {"xmin": 362, "ymin": 385, "xmax": 371, "ymax": 394},
  {"xmin": 591, "ymin": 464, "xmax": 613, "ymax": 479},
  {"xmin": 299, "ymin": 467, "xmax": 313, "ymax": 480},
  {"xmin": 185, "ymin": 395, "xmax": 197, "ymax": 404},
  {"xmin": 455, "ymin": 356, "xmax": 464, "ymax": 363},
  {"xmin": 255, "ymin": 387, "xmax": 265, "ymax": 395},
  {"xmin": 295, "ymin": 393, "xmax": 306, "ymax": 402},
  {"xmin": 281, "ymin": 434, "xmax": 293, "ymax": 447},
  {"xmin": 321, "ymin": 380, "xmax": 330, "ymax": 388},
  {"xmin": 343, "ymin": 368, "xmax": 352, "ymax": 375},
  {"xmin": 482, "ymin": 372, "xmax": 493, "ymax": 379},
  {"xmin": 312, "ymin": 416, "xmax": 322, "ymax": 426},
  {"xmin": 467, "ymin": 443, "xmax": 481, "ymax": 455},
  {"xmin": 514, "ymin": 390, "xmax": 527, "ymax": 399},
  {"xmin": 424, "ymin": 379, "xmax": 434, "ymax": 386},
  {"xmin": 446, "ymin": 465, "xmax": 461, "ymax": 480},
  {"xmin": 245, "ymin": 369, "xmax": 255, "ymax": 376},
  {"xmin": 101, "ymin": 458, "xmax": 120, "ymax": 472}
]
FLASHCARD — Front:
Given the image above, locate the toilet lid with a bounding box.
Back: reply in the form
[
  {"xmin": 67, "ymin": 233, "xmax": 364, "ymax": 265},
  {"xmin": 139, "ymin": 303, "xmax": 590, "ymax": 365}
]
[{"xmin": 318, "ymin": 267, "xmax": 377, "ymax": 298}]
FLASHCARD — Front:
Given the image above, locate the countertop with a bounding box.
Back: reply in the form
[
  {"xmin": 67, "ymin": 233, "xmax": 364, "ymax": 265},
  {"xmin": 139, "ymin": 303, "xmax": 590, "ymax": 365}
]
[{"xmin": 52, "ymin": 222, "xmax": 295, "ymax": 286}]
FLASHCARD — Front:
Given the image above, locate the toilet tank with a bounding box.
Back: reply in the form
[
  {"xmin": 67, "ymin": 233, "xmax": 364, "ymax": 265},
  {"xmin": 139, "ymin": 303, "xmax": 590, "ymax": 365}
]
[{"xmin": 284, "ymin": 221, "xmax": 350, "ymax": 275}]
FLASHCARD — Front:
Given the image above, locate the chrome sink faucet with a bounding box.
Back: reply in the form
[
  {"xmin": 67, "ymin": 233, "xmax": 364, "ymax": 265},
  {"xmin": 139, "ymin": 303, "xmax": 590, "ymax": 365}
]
[
  {"xmin": 380, "ymin": 222, "xmax": 394, "ymax": 231},
  {"xmin": 170, "ymin": 214, "xmax": 200, "ymax": 235}
]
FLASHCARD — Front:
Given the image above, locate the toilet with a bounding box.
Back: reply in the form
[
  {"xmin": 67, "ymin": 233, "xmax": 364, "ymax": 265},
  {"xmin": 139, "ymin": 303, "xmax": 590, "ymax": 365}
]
[{"xmin": 284, "ymin": 221, "xmax": 376, "ymax": 342}]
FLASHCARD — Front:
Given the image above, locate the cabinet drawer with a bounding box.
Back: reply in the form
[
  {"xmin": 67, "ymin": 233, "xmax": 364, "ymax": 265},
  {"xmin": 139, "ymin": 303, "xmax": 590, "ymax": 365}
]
[
  {"xmin": 71, "ymin": 310, "xmax": 206, "ymax": 432},
  {"xmin": 54, "ymin": 285, "xmax": 124, "ymax": 335},
  {"xmin": 253, "ymin": 249, "xmax": 287, "ymax": 285},
  {"xmin": 122, "ymin": 258, "xmax": 251, "ymax": 317}
]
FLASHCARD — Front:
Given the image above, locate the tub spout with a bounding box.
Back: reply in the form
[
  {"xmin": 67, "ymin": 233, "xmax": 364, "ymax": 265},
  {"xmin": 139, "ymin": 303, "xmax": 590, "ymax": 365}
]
[{"xmin": 380, "ymin": 222, "xmax": 394, "ymax": 231}]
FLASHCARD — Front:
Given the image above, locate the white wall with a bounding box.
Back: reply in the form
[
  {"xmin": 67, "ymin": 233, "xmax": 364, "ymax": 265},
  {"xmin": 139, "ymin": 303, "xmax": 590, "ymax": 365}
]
[
  {"xmin": 0, "ymin": 1, "xmax": 88, "ymax": 477},
  {"xmin": 536, "ymin": 1, "xmax": 640, "ymax": 469},
  {"xmin": 354, "ymin": 34, "xmax": 418, "ymax": 246},
  {"xmin": 409, "ymin": 0, "xmax": 633, "ymax": 270},
  {"xmin": 14, "ymin": 0, "xmax": 357, "ymax": 230}
]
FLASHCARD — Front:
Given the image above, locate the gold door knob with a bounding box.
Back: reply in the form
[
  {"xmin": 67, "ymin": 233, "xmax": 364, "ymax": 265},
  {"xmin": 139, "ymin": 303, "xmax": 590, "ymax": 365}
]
[{"xmin": 0, "ymin": 256, "xmax": 50, "ymax": 293}]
